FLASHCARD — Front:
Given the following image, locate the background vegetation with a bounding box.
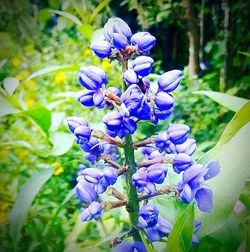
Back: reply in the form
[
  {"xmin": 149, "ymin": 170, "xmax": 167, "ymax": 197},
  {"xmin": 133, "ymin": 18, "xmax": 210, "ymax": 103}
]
[{"xmin": 0, "ymin": 0, "xmax": 249, "ymax": 251}]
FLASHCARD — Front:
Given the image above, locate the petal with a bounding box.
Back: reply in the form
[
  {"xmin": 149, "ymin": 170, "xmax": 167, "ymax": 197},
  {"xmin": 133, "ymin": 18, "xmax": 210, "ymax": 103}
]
[{"xmin": 195, "ymin": 187, "xmax": 213, "ymax": 213}]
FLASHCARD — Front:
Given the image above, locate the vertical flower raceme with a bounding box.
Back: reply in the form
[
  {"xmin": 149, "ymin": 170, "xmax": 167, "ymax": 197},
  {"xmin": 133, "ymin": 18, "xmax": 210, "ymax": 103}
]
[{"xmin": 65, "ymin": 17, "xmax": 220, "ymax": 250}]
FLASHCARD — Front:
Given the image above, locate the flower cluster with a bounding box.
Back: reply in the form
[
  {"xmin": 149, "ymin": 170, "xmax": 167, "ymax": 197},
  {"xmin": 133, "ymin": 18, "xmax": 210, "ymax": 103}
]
[{"xmin": 66, "ymin": 17, "xmax": 220, "ymax": 251}]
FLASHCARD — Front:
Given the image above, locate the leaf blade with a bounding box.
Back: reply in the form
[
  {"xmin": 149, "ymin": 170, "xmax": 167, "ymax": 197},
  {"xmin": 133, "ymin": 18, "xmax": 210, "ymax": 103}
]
[{"xmin": 49, "ymin": 9, "xmax": 82, "ymax": 26}]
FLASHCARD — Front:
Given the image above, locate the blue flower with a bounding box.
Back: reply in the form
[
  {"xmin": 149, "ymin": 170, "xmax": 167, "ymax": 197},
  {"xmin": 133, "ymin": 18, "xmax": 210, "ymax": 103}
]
[
  {"xmin": 113, "ymin": 241, "xmax": 147, "ymax": 252},
  {"xmin": 155, "ymin": 132, "xmax": 175, "ymax": 153},
  {"xmin": 75, "ymin": 180, "xmax": 97, "ymax": 203},
  {"xmin": 123, "ymin": 69, "xmax": 139, "ymax": 85},
  {"xmin": 131, "ymin": 32, "xmax": 156, "ymax": 53},
  {"xmin": 80, "ymin": 137, "xmax": 103, "ymax": 157},
  {"xmin": 147, "ymin": 164, "xmax": 168, "ymax": 184},
  {"xmin": 154, "ymin": 91, "xmax": 175, "ymax": 111},
  {"xmin": 173, "ymin": 153, "xmax": 193, "ymax": 173},
  {"xmin": 112, "ymin": 33, "xmax": 128, "ymax": 49},
  {"xmin": 67, "ymin": 116, "xmax": 89, "ymax": 134},
  {"xmin": 74, "ymin": 125, "xmax": 91, "ymax": 143},
  {"xmin": 138, "ymin": 204, "xmax": 159, "ymax": 228},
  {"xmin": 81, "ymin": 202, "xmax": 103, "ymax": 222},
  {"xmin": 132, "ymin": 56, "xmax": 154, "ymax": 77},
  {"xmin": 158, "ymin": 70, "xmax": 182, "ymax": 92},
  {"xmin": 90, "ymin": 41, "xmax": 112, "ymax": 58},
  {"xmin": 176, "ymin": 138, "xmax": 196, "ymax": 156},
  {"xmin": 78, "ymin": 66, "xmax": 107, "ymax": 90},
  {"xmin": 167, "ymin": 124, "xmax": 190, "ymax": 145},
  {"xmin": 78, "ymin": 89, "xmax": 95, "ymax": 107}
]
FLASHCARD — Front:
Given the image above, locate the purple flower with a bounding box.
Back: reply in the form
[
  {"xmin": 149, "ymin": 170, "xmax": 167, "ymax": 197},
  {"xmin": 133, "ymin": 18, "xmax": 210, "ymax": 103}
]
[
  {"xmin": 195, "ymin": 187, "xmax": 213, "ymax": 213},
  {"xmin": 113, "ymin": 241, "xmax": 147, "ymax": 252},
  {"xmin": 75, "ymin": 180, "xmax": 97, "ymax": 203},
  {"xmin": 123, "ymin": 69, "xmax": 139, "ymax": 85},
  {"xmin": 182, "ymin": 164, "xmax": 207, "ymax": 187},
  {"xmin": 90, "ymin": 41, "xmax": 112, "ymax": 58},
  {"xmin": 80, "ymin": 137, "xmax": 103, "ymax": 157},
  {"xmin": 204, "ymin": 161, "xmax": 220, "ymax": 180},
  {"xmin": 155, "ymin": 132, "xmax": 175, "ymax": 153},
  {"xmin": 173, "ymin": 153, "xmax": 193, "ymax": 173},
  {"xmin": 112, "ymin": 33, "xmax": 128, "ymax": 49},
  {"xmin": 81, "ymin": 202, "xmax": 103, "ymax": 222},
  {"xmin": 152, "ymin": 107, "xmax": 174, "ymax": 124},
  {"xmin": 84, "ymin": 153, "xmax": 97, "ymax": 164},
  {"xmin": 131, "ymin": 32, "xmax": 156, "ymax": 53},
  {"xmin": 78, "ymin": 66, "xmax": 107, "ymax": 90},
  {"xmin": 138, "ymin": 204, "xmax": 159, "ymax": 228},
  {"xmin": 158, "ymin": 70, "xmax": 182, "ymax": 92},
  {"xmin": 132, "ymin": 168, "xmax": 147, "ymax": 187},
  {"xmin": 176, "ymin": 138, "xmax": 196, "ymax": 156},
  {"xmin": 103, "ymin": 18, "xmax": 132, "ymax": 43},
  {"xmin": 141, "ymin": 146, "xmax": 155, "ymax": 160},
  {"xmin": 167, "ymin": 124, "xmax": 190, "ymax": 145},
  {"xmin": 147, "ymin": 164, "xmax": 168, "ymax": 184},
  {"xmin": 78, "ymin": 89, "xmax": 95, "ymax": 107},
  {"xmin": 67, "ymin": 116, "xmax": 88, "ymax": 134},
  {"xmin": 154, "ymin": 92, "xmax": 175, "ymax": 111},
  {"xmin": 81, "ymin": 168, "xmax": 102, "ymax": 184},
  {"xmin": 74, "ymin": 125, "xmax": 91, "ymax": 143},
  {"xmin": 132, "ymin": 56, "xmax": 154, "ymax": 77}
]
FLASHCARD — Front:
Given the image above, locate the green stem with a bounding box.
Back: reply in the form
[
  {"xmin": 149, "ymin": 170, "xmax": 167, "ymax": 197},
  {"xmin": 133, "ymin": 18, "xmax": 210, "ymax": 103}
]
[{"xmin": 124, "ymin": 134, "xmax": 141, "ymax": 241}]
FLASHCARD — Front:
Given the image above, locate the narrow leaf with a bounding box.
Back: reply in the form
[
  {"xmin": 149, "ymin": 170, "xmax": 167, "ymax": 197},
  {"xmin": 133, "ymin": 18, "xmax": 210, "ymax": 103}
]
[
  {"xmin": 3, "ymin": 77, "xmax": 19, "ymax": 95},
  {"xmin": 50, "ymin": 132, "xmax": 75, "ymax": 156},
  {"xmin": 1, "ymin": 140, "xmax": 32, "ymax": 149},
  {"xmin": 168, "ymin": 203, "xmax": 194, "ymax": 252},
  {"xmin": 216, "ymin": 101, "xmax": 250, "ymax": 146},
  {"xmin": 77, "ymin": 24, "xmax": 93, "ymax": 41},
  {"xmin": 9, "ymin": 168, "xmax": 55, "ymax": 244},
  {"xmin": 90, "ymin": 0, "xmax": 110, "ymax": 23},
  {"xmin": 0, "ymin": 97, "xmax": 20, "ymax": 117},
  {"xmin": 139, "ymin": 231, "xmax": 155, "ymax": 252},
  {"xmin": 25, "ymin": 65, "xmax": 79, "ymax": 81},
  {"xmin": 24, "ymin": 107, "xmax": 51, "ymax": 136},
  {"xmin": 49, "ymin": 9, "xmax": 82, "ymax": 26},
  {"xmin": 194, "ymin": 90, "xmax": 248, "ymax": 112}
]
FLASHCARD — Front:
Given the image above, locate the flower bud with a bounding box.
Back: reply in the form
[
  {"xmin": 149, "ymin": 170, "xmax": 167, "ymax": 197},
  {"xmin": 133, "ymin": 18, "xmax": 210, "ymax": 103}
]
[
  {"xmin": 123, "ymin": 69, "xmax": 139, "ymax": 85},
  {"xmin": 132, "ymin": 56, "xmax": 154, "ymax": 77},
  {"xmin": 173, "ymin": 153, "xmax": 192, "ymax": 173},
  {"xmin": 81, "ymin": 168, "xmax": 102, "ymax": 184},
  {"xmin": 84, "ymin": 153, "xmax": 97, "ymax": 164},
  {"xmin": 153, "ymin": 107, "xmax": 174, "ymax": 123},
  {"xmin": 93, "ymin": 89, "xmax": 105, "ymax": 108},
  {"xmin": 132, "ymin": 169, "xmax": 147, "ymax": 187},
  {"xmin": 147, "ymin": 164, "xmax": 168, "ymax": 184},
  {"xmin": 81, "ymin": 201, "xmax": 103, "ymax": 222},
  {"xmin": 131, "ymin": 32, "xmax": 156, "ymax": 52},
  {"xmin": 179, "ymin": 183, "xmax": 194, "ymax": 203},
  {"xmin": 144, "ymin": 181, "xmax": 156, "ymax": 196},
  {"xmin": 182, "ymin": 164, "xmax": 206, "ymax": 186},
  {"xmin": 75, "ymin": 181, "xmax": 97, "ymax": 203},
  {"xmin": 176, "ymin": 138, "xmax": 196, "ymax": 156},
  {"xmin": 78, "ymin": 66, "xmax": 107, "ymax": 90},
  {"xmin": 78, "ymin": 90, "xmax": 95, "ymax": 107},
  {"xmin": 103, "ymin": 17, "xmax": 132, "ymax": 43},
  {"xmin": 103, "ymin": 111, "xmax": 123, "ymax": 131},
  {"xmin": 204, "ymin": 161, "xmax": 220, "ymax": 180},
  {"xmin": 80, "ymin": 137, "xmax": 102, "ymax": 155},
  {"xmin": 112, "ymin": 33, "xmax": 128, "ymax": 49},
  {"xmin": 167, "ymin": 124, "xmax": 190, "ymax": 145},
  {"xmin": 195, "ymin": 187, "xmax": 213, "ymax": 213},
  {"xmin": 158, "ymin": 70, "xmax": 182, "ymax": 92},
  {"xmin": 138, "ymin": 204, "xmax": 159, "ymax": 228},
  {"xmin": 154, "ymin": 92, "xmax": 175, "ymax": 111},
  {"xmin": 103, "ymin": 167, "xmax": 118, "ymax": 185},
  {"xmin": 67, "ymin": 116, "xmax": 88, "ymax": 133},
  {"xmin": 74, "ymin": 125, "xmax": 91, "ymax": 143},
  {"xmin": 90, "ymin": 41, "xmax": 112, "ymax": 58}
]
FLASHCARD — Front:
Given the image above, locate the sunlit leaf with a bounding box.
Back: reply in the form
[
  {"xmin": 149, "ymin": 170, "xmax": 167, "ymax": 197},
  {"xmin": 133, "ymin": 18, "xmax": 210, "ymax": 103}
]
[
  {"xmin": 55, "ymin": 91, "xmax": 79, "ymax": 98},
  {"xmin": 0, "ymin": 97, "xmax": 20, "ymax": 117},
  {"xmin": 90, "ymin": 0, "xmax": 110, "ymax": 23},
  {"xmin": 194, "ymin": 90, "xmax": 248, "ymax": 112},
  {"xmin": 24, "ymin": 107, "xmax": 51, "ymax": 137},
  {"xmin": 238, "ymin": 51, "xmax": 250, "ymax": 57},
  {"xmin": 197, "ymin": 124, "xmax": 250, "ymax": 237},
  {"xmin": 50, "ymin": 132, "xmax": 75, "ymax": 156},
  {"xmin": 1, "ymin": 140, "xmax": 32, "ymax": 149},
  {"xmin": 9, "ymin": 168, "xmax": 55, "ymax": 244},
  {"xmin": 25, "ymin": 65, "xmax": 79, "ymax": 81},
  {"xmin": 216, "ymin": 101, "xmax": 250, "ymax": 146},
  {"xmin": 77, "ymin": 24, "xmax": 93, "ymax": 41},
  {"xmin": 46, "ymin": 99, "xmax": 66, "ymax": 110},
  {"xmin": 49, "ymin": 9, "xmax": 82, "ymax": 26},
  {"xmin": 168, "ymin": 203, "xmax": 194, "ymax": 252},
  {"xmin": 3, "ymin": 77, "xmax": 19, "ymax": 95},
  {"xmin": 50, "ymin": 112, "xmax": 65, "ymax": 132}
]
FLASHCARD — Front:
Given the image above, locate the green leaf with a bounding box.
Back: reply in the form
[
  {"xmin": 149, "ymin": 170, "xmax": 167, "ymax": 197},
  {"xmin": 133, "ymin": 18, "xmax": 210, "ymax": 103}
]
[
  {"xmin": 8, "ymin": 168, "xmax": 55, "ymax": 244},
  {"xmin": 49, "ymin": 9, "xmax": 82, "ymax": 26},
  {"xmin": 46, "ymin": 99, "xmax": 66, "ymax": 110},
  {"xmin": 55, "ymin": 91, "xmax": 79, "ymax": 98},
  {"xmin": 77, "ymin": 24, "xmax": 93, "ymax": 41},
  {"xmin": 50, "ymin": 112, "xmax": 65, "ymax": 132},
  {"xmin": 50, "ymin": 132, "xmax": 75, "ymax": 156},
  {"xmin": 3, "ymin": 77, "xmax": 19, "ymax": 95},
  {"xmin": 24, "ymin": 107, "xmax": 51, "ymax": 137},
  {"xmin": 25, "ymin": 65, "xmax": 79, "ymax": 81},
  {"xmin": 194, "ymin": 90, "xmax": 248, "ymax": 112},
  {"xmin": 168, "ymin": 203, "xmax": 195, "ymax": 252},
  {"xmin": 139, "ymin": 231, "xmax": 156, "ymax": 252},
  {"xmin": 1, "ymin": 140, "xmax": 32, "ymax": 149},
  {"xmin": 238, "ymin": 51, "xmax": 250, "ymax": 57},
  {"xmin": 90, "ymin": 0, "xmax": 110, "ymax": 23},
  {"xmin": 197, "ymin": 124, "xmax": 250, "ymax": 237},
  {"xmin": 216, "ymin": 101, "xmax": 250, "ymax": 146},
  {"xmin": 0, "ymin": 97, "xmax": 20, "ymax": 117}
]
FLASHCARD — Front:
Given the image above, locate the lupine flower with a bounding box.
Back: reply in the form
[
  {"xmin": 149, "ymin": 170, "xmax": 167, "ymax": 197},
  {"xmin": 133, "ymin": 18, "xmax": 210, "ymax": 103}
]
[
  {"xmin": 192, "ymin": 220, "xmax": 202, "ymax": 243},
  {"xmin": 141, "ymin": 146, "xmax": 155, "ymax": 160},
  {"xmin": 176, "ymin": 138, "xmax": 196, "ymax": 156},
  {"xmin": 152, "ymin": 107, "xmax": 174, "ymax": 124},
  {"xmin": 132, "ymin": 168, "xmax": 147, "ymax": 187},
  {"xmin": 78, "ymin": 89, "xmax": 95, "ymax": 107},
  {"xmin": 138, "ymin": 204, "xmax": 159, "ymax": 228},
  {"xmin": 90, "ymin": 41, "xmax": 112, "ymax": 58},
  {"xmin": 80, "ymin": 137, "xmax": 103, "ymax": 157},
  {"xmin": 131, "ymin": 32, "xmax": 156, "ymax": 53},
  {"xmin": 81, "ymin": 168, "xmax": 102, "ymax": 183},
  {"xmin": 158, "ymin": 70, "xmax": 182, "ymax": 92},
  {"xmin": 85, "ymin": 153, "xmax": 98, "ymax": 164},
  {"xmin": 132, "ymin": 56, "xmax": 154, "ymax": 76},
  {"xmin": 67, "ymin": 116, "xmax": 88, "ymax": 133},
  {"xmin": 154, "ymin": 91, "xmax": 175, "ymax": 111},
  {"xmin": 113, "ymin": 241, "xmax": 147, "ymax": 252},
  {"xmin": 167, "ymin": 124, "xmax": 190, "ymax": 145},
  {"xmin": 81, "ymin": 202, "xmax": 103, "ymax": 222},
  {"xmin": 195, "ymin": 187, "xmax": 213, "ymax": 213},
  {"xmin": 78, "ymin": 66, "xmax": 107, "ymax": 90},
  {"xmin": 112, "ymin": 33, "xmax": 128, "ymax": 49},
  {"xmin": 147, "ymin": 164, "xmax": 168, "ymax": 184},
  {"xmin": 204, "ymin": 161, "xmax": 220, "ymax": 180},
  {"xmin": 75, "ymin": 180, "xmax": 97, "ymax": 203},
  {"xmin": 74, "ymin": 125, "xmax": 91, "ymax": 143},
  {"xmin": 123, "ymin": 69, "xmax": 139, "ymax": 85},
  {"xmin": 173, "ymin": 153, "xmax": 193, "ymax": 173},
  {"xmin": 103, "ymin": 17, "xmax": 132, "ymax": 43},
  {"xmin": 132, "ymin": 96, "xmax": 151, "ymax": 120},
  {"xmin": 155, "ymin": 132, "xmax": 175, "ymax": 153}
]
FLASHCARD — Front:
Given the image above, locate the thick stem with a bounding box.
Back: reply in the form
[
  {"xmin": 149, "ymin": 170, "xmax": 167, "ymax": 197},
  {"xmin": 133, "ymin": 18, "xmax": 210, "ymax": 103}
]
[{"xmin": 124, "ymin": 135, "xmax": 141, "ymax": 241}]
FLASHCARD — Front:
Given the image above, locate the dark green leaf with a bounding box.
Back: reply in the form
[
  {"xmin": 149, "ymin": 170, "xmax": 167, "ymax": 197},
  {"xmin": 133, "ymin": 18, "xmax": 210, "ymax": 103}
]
[{"xmin": 9, "ymin": 168, "xmax": 55, "ymax": 244}]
